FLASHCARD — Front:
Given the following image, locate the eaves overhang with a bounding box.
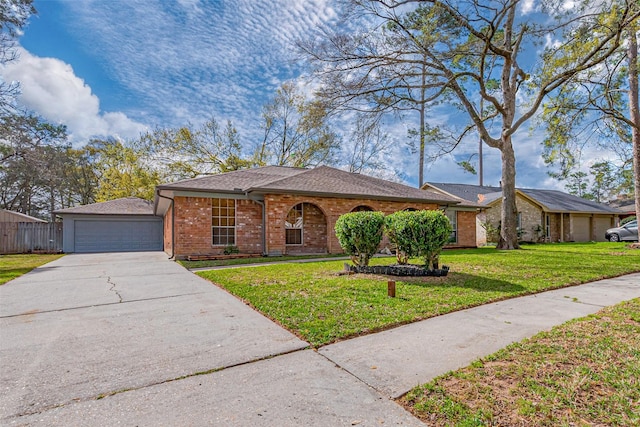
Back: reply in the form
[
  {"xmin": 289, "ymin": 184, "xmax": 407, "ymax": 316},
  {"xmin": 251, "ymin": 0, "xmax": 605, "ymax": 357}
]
[{"xmin": 245, "ymin": 187, "xmax": 462, "ymax": 206}]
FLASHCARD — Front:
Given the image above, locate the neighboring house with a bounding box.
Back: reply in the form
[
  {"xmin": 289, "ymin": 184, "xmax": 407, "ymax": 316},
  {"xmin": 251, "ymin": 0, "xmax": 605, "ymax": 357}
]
[
  {"xmin": 608, "ymin": 199, "xmax": 637, "ymax": 222},
  {"xmin": 422, "ymin": 183, "xmax": 620, "ymax": 243},
  {"xmin": 154, "ymin": 165, "xmax": 480, "ymax": 259},
  {"xmin": 0, "ymin": 209, "xmax": 46, "ymax": 223},
  {"xmin": 0, "ymin": 210, "xmax": 58, "ymax": 254},
  {"xmin": 55, "ymin": 197, "xmax": 163, "ymax": 253}
]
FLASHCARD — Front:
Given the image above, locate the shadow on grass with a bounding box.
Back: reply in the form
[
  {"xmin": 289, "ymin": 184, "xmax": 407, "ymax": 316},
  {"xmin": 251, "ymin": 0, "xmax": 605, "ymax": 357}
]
[{"xmin": 398, "ymin": 272, "xmax": 526, "ymax": 293}]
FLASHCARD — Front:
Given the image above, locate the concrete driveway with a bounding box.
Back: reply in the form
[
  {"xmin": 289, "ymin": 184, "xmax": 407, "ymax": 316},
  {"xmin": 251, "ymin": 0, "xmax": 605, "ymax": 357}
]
[{"xmin": 0, "ymin": 253, "xmax": 422, "ymax": 426}]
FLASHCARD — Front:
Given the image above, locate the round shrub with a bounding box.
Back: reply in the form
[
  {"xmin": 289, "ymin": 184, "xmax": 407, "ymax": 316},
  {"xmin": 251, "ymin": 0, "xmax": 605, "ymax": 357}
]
[
  {"xmin": 385, "ymin": 210, "xmax": 452, "ymax": 269},
  {"xmin": 335, "ymin": 211, "xmax": 385, "ymax": 266}
]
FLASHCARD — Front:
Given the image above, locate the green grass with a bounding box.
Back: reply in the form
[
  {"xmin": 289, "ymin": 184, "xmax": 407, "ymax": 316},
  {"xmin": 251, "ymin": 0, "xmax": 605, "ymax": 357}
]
[
  {"xmin": 0, "ymin": 253, "xmax": 64, "ymax": 285},
  {"xmin": 401, "ymin": 298, "xmax": 640, "ymax": 426},
  {"xmin": 179, "ymin": 253, "xmax": 347, "ymax": 269},
  {"xmin": 196, "ymin": 242, "xmax": 640, "ymax": 347}
]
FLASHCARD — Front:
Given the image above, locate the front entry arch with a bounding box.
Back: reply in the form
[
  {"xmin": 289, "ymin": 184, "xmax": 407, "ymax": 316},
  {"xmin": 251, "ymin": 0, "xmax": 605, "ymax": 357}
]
[{"xmin": 285, "ymin": 202, "xmax": 327, "ymax": 254}]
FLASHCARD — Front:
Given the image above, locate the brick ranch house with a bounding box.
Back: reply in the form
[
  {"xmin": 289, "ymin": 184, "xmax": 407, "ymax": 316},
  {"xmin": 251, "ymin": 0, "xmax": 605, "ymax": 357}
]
[
  {"xmin": 154, "ymin": 166, "xmax": 480, "ymax": 259},
  {"xmin": 423, "ymin": 183, "xmax": 620, "ymax": 244}
]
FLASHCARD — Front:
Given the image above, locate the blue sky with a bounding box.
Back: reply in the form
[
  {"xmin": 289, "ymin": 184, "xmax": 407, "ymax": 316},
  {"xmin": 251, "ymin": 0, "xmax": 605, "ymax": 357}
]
[{"xmin": 3, "ymin": 0, "xmax": 610, "ymax": 190}]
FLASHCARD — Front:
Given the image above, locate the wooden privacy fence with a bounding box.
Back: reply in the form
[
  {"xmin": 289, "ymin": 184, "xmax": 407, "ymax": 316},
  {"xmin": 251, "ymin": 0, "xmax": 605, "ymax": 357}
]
[{"xmin": 0, "ymin": 222, "xmax": 63, "ymax": 254}]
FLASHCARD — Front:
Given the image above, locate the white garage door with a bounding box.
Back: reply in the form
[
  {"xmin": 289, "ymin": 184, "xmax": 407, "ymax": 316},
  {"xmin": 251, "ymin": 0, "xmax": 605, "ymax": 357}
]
[
  {"xmin": 572, "ymin": 216, "xmax": 591, "ymax": 242},
  {"xmin": 74, "ymin": 219, "xmax": 163, "ymax": 253}
]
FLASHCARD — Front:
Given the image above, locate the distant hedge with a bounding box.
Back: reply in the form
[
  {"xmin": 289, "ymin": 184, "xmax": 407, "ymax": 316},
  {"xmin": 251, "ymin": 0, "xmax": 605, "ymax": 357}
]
[{"xmin": 621, "ymin": 216, "xmax": 636, "ymax": 226}]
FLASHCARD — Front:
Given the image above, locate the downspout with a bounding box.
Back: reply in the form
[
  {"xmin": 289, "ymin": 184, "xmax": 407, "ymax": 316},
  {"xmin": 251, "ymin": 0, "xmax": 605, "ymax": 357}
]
[{"xmin": 157, "ymin": 192, "xmax": 175, "ymax": 259}]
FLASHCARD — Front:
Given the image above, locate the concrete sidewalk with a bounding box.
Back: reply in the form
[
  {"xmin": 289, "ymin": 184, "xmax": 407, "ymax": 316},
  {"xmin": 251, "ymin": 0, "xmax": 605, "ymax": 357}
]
[{"xmin": 320, "ymin": 272, "xmax": 640, "ymax": 398}]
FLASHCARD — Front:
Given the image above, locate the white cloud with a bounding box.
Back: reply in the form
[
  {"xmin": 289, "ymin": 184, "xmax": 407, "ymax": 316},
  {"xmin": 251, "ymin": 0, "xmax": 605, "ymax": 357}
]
[
  {"xmin": 521, "ymin": 0, "xmax": 536, "ymax": 14},
  {"xmin": 1, "ymin": 47, "xmax": 147, "ymax": 142},
  {"xmin": 56, "ymin": 0, "xmax": 338, "ymax": 140}
]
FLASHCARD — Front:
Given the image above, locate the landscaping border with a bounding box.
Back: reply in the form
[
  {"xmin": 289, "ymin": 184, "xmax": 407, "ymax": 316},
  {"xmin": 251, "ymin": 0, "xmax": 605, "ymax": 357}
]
[{"xmin": 344, "ymin": 263, "xmax": 449, "ymax": 277}]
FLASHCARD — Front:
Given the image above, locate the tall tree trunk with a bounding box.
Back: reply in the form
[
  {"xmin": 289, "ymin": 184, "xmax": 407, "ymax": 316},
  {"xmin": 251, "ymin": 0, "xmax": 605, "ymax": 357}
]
[
  {"xmin": 628, "ymin": 28, "xmax": 640, "ymax": 223},
  {"xmin": 498, "ymin": 138, "xmax": 520, "ymax": 249},
  {"xmin": 419, "ymin": 60, "xmax": 426, "ymax": 187}
]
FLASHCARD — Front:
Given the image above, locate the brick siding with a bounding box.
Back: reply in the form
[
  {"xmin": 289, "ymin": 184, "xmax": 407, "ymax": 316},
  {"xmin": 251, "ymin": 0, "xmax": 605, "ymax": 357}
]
[{"xmin": 167, "ymin": 194, "xmax": 477, "ymax": 258}]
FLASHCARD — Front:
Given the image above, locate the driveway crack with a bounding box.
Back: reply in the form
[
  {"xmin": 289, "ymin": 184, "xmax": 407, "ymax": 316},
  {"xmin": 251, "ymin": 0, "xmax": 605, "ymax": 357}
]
[{"xmin": 107, "ymin": 276, "xmax": 123, "ymax": 303}]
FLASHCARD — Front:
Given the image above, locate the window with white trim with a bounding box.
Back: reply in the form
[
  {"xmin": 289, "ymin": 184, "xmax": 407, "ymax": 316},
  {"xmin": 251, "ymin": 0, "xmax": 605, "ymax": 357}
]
[
  {"xmin": 446, "ymin": 210, "xmax": 458, "ymax": 243},
  {"xmin": 285, "ymin": 204, "xmax": 303, "ymax": 245},
  {"xmin": 212, "ymin": 198, "xmax": 235, "ymax": 246}
]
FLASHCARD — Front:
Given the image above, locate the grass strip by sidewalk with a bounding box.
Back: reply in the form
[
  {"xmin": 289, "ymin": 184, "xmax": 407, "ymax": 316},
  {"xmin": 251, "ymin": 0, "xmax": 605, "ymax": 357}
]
[
  {"xmin": 400, "ymin": 298, "xmax": 640, "ymax": 426},
  {"xmin": 0, "ymin": 254, "xmax": 64, "ymax": 285},
  {"xmin": 197, "ymin": 242, "xmax": 640, "ymax": 347}
]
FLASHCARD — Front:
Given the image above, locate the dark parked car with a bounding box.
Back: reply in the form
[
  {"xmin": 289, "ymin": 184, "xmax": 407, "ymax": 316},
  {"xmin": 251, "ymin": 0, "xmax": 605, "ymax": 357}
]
[{"xmin": 605, "ymin": 220, "xmax": 638, "ymax": 242}]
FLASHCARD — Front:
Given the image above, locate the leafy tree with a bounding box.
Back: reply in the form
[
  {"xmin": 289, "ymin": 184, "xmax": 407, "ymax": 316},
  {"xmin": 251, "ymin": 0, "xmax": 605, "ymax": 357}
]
[
  {"xmin": 588, "ymin": 161, "xmax": 618, "ymax": 203},
  {"xmin": 90, "ymin": 139, "xmax": 160, "ymax": 201},
  {"xmin": 335, "ymin": 211, "xmax": 385, "ymax": 266},
  {"xmin": 254, "ymin": 82, "xmax": 340, "ymax": 168},
  {"xmin": 0, "ymin": 113, "xmax": 69, "ymax": 219},
  {"xmin": 305, "ymin": 0, "xmax": 638, "ymax": 249},
  {"xmin": 137, "ymin": 117, "xmax": 252, "ymax": 181},
  {"xmin": 0, "ymin": 0, "xmax": 36, "ymax": 111},
  {"xmin": 0, "ymin": 112, "xmax": 66, "ymax": 163},
  {"xmin": 562, "ymin": 170, "xmax": 589, "ymax": 199},
  {"xmin": 541, "ymin": 4, "xmax": 639, "ymax": 219},
  {"xmin": 61, "ymin": 146, "xmax": 99, "ymax": 207}
]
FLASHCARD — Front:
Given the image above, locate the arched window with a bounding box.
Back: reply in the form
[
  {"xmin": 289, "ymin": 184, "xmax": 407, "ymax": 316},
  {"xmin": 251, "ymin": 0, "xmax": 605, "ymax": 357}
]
[
  {"xmin": 403, "ymin": 207, "xmax": 418, "ymax": 212},
  {"xmin": 351, "ymin": 205, "xmax": 373, "ymax": 212}
]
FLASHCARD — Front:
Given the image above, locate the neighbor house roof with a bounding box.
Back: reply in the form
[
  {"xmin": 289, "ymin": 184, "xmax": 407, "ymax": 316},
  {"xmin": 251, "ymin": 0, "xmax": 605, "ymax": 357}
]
[
  {"xmin": 424, "ymin": 183, "xmax": 620, "ymax": 214},
  {"xmin": 614, "ymin": 202, "xmax": 637, "ymax": 214},
  {"xmin": 0, "ymin": 209, "xmax": 47, "ymax": 223},
  {"xmin": 54, "ymin": 197, "xmax": 156, "ymax": 215},
  {"xmin": 157, "ymin": 165, "xmax": 463, "ymax": 205}
]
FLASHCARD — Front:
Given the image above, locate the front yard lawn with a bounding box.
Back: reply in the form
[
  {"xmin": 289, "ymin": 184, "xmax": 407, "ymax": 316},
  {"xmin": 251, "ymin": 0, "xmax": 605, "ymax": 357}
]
[
  {"xmin": 401, "ymin": 298, "xmax": 640, "ymax": 426},
  {"xmin": 0, "ymin": 254, "xmax": 64, "ymax": 285},
  {"xmin": 197, "ymin": 242, "xmax": 640, "ymax": 347}
]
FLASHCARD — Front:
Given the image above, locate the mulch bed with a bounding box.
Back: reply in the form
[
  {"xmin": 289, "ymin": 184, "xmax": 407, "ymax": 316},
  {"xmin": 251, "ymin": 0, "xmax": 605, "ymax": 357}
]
[{"xmin": 344, "ymin": 263, "xmax": 450, "ymax": 277}]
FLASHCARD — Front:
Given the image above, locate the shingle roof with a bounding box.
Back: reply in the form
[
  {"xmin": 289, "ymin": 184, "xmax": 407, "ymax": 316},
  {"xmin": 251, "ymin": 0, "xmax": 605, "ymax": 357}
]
[
  {"xmin": 158, "ymin": 165, "xmax": 460, "ymax": 204},
  {"xmin": 615, "ymin": 203, "xmax": 637, "ymax": 213},
  {"xmin": 520, "ymin": 189, "xmax": 620, "ymax": 213},
  {"xmin": 0, "ymin": 209, "xmax": 47, "ymax": 223},
  {"xmin": 54, "ymin": 197, "xmax": 156, "ymax": 215},
  {"xmin": 158, "ymin": 165, "xmax": 307, "ymax": 193},
  {"xmin": 427, "ymin": 183, "xmax": 620, "ymax": 214}
]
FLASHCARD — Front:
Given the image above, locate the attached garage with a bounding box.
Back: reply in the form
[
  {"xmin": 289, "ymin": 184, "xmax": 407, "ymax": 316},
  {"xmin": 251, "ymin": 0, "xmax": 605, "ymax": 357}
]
[
  {"xmin": 571, "ymin": 216, "xmax": 591, "ymax": 242},
  {"xmin": 55, "ymin": 198, "xmax": 162, "ymax": 253},
  {"xmin": 593, "ymin": 216, "xmax": 614, "ymax": 242}
]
